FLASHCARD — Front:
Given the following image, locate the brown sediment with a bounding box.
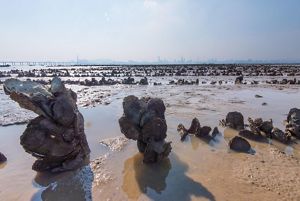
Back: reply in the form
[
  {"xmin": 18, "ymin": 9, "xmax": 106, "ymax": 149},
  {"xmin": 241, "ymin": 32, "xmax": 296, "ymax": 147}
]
[{"xmin": 233, "ymin": 146, "xmax": 300, "ymax": 201}]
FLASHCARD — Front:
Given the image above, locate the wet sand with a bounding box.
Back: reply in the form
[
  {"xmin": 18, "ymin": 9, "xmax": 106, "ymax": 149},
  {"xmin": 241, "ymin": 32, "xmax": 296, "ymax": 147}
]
[{"xmin": 1, "ymin": 84, "xmax": 300, "ymax": 201}]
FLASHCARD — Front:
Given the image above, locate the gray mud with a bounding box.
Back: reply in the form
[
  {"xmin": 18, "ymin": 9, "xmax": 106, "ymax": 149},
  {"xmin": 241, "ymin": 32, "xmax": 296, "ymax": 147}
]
[{"xmin": 1, "ymin": 83, "xmax": 300, "ymax": 201}]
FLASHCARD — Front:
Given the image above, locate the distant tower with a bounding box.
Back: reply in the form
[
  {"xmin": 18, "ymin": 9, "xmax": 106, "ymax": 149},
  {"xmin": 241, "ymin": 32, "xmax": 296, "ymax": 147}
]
[{"xmin": 157, "ymin": 56, "xmax": 161, "ymax": 63}]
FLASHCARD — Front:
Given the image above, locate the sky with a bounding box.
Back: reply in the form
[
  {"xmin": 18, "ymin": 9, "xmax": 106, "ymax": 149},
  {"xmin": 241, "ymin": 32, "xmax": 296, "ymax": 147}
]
[{"xmin": 0, "ymin": 0, "xmax": 300, "ymax": 62}]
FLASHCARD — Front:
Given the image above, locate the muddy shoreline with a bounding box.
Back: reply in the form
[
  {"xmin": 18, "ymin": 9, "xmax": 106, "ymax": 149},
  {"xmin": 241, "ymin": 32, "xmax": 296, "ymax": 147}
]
[{"xmin": 1, "ymin": 69, "xmax": 300, "ymax": 200}]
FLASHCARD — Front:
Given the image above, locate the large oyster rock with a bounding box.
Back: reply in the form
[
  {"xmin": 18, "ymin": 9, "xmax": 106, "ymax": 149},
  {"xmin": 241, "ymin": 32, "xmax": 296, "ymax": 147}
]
[
  {"xmin": 271, "ymin": 128, "xmax": 292, "ymax": 144},
  {"xmin": 286, "ymin": 108, "xmax": 300, "ymax": 138},
  {"xmin": 0, "ymin": 152, "xmax": 7, "ymax": 163},
  {"xmin": 119, "ymin": 95, "xmax": 171, "ymax": 163},
  {"xmin": 3, "ymin": 77, "xmax": 90, "ymax": 172},
  {"xmin": 287, "ymin": 108, "xmax": 300, "ymax": 125},
  {"xmin": 3, "ymin": 78, "xmax": 53, "ymax": 117},
  {"xmin": 224, "ymin": 111, "xmax": 245, "ymax": 130},
  {"xmin": 235, "ymin": 76, "xmax": 243, "ymax": 84},
  {"xmin": 229, "ymin": 136, "xmax": 251, "ymax": 152}
]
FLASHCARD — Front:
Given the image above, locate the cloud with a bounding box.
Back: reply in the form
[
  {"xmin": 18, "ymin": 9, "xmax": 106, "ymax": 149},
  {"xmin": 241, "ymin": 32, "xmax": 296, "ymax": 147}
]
[
  {"xmin": 104, "ymin": 12, "xmax": 110, "ymax": 22},
  {"xmin": 144, "ymin": 0, "xmax": 158, "ymax": 9}
]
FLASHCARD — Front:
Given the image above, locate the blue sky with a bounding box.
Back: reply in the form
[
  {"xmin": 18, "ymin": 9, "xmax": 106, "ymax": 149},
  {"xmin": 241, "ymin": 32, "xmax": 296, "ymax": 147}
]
[{"xmin": 0, "ymin": 0, "xmax": 299, "ymax": 62}]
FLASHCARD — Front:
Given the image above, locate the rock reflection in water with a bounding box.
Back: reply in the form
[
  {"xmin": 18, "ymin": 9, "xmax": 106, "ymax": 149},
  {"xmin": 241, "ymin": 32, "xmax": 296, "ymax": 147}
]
[
  {"xmin": 122, "ymin": 153, "xmax": 170, "ymax": 200},
  {"xmin": 0, "ymin": 162, "xmax": 7, "ymax": 169},
  {"xmin": 190, "ymin": 132, "xmax": 227, "ymax": 151},
  {"xmin": 31, "ymin": 165, "xmax": 94, "ymax": 201},
  {"xmin": 122, "ymin": 153, "xmax": 215, "ymax": 201},
  {"xmin": 190, "ymin": 135, "xmax": 201, "ymax": 150}
]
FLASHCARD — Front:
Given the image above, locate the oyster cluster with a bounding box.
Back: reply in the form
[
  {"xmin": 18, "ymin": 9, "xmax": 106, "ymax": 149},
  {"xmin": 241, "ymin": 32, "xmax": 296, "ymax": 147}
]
[
  {"xmin": 177, "ymin": 117, "xmax": 220, "ymax": 142},
  {"xmin": 286, "ymin": 108, "xmax": 300, "ymax": 139},
  {"xmin": 220, "ymin": 111, "xmax": 245, "ymax": 130},
  {"xmin": 4, "ymin": 77, "xmax": 90, "ymax": 172},
  {"xmin": 247, "ymin": 117, "xmax": 292, "ymax": 144},
  {"xmin": 119, "ymin": 95, "xmax": 172, "ymax": 163}
]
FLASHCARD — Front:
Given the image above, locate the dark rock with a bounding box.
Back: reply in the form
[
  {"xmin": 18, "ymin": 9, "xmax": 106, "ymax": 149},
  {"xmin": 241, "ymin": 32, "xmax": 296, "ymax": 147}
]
[
  {"xmin": 143, "ymin": 146, "xmax": 158, "ymax": 163},
  {"xmin": 187, "ymin": 118, "xmax": 201, "ymax": 134},
  {"xmin": 119, "ymin": 95, "xmax": 171, "ymax": 163},
  {"xmin": 142, "ymin": 117, "xmax": 167, "ymax": 142},
  {"xmin": 177, "ymin": 123, "xmax": 189, "ymax": 141},
  {"xmin": 286, "ymin": 108, "xmax": 300, "ymax": 138},
  {"xmin": 260, "ymin": 120, "xmax": 273, "ymax": 136},
  {"xmin": 255, "ymin": 94, "xmax": 263, "ymax": 98},
  {"xmin": 286, "ymin": 124, "xmax": 300, "ymax": 139},
  {"xmin": 180, "ymin": 132, "xmax": 189, "ymax": 141},
  {"xmin": 122, "ymin": 77, "xmax": 135, "ymax": 85},
  {"xmin": 287, "ymin": 108, "xmax": 300, "ymax": 127},
  {"xmin": 137, "ymin": 140, "xmax": 147, "ymax": 153},
  {"xmin": 119, "ymin": 116, "xmax": 140, "ymax": 140},
  {"xmin": 229, "ymin": 136, "xmax": 251, "ymax": 152},
  {"xmin": 271, "ymin": 128, "xmax": 292, "ymax": 144},
  {"xmin": 0, "ymin": 152, "xmax": 7, "ymax": 163},
  {"xmin": 147, "ymin": 98, "xmax": 166, "ymax": 119},
  {"xmin": 235, "ymin": 76, "xmax": 243, "ymax": 84},
  {"xmin": 123, "ymin": 95, "xmax": 145, "ymax": 126},
  {"xmin": 248, "ymin": 117, "xmax": 273, "ymax": 138},
  {"xmin": 239, "ymin": 129, "xmax": 265, "ymax": 141},
  {"xmin": 225, "ymin": 111, "xmax": 244, "ymax": 130},
  {"xmin": 139, "ymin": 77, "xmax": 148, "ymax": 85},
  {"xmin": 178, "ymin": 118, "xmax": 214, "ymax": 142},
  {"xmin": 4, "ymin": 77, "xmax": 90, "ymax": 172},
  {"xmin": 196, "ymin": 126, "xmax": 212, "ymax": 138}
]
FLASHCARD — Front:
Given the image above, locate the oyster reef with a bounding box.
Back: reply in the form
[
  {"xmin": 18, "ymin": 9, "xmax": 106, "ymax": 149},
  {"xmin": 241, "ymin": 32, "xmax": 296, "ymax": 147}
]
[{"xmin": 3, "ymin": 77, "xmax": 90, "ymax": 172}]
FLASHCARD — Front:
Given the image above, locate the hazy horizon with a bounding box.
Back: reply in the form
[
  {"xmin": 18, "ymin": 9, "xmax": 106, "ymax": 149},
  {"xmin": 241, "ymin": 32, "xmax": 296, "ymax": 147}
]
[{"xmin": 1, "ymin": 0, "xmax": 300, "ymax": 62}]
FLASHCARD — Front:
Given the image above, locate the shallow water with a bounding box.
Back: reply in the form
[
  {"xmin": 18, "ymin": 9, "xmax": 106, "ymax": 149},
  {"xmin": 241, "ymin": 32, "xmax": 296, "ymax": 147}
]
[{"xmin": 1, "ymin": 85, "xmax": 300, "ymax": 201}]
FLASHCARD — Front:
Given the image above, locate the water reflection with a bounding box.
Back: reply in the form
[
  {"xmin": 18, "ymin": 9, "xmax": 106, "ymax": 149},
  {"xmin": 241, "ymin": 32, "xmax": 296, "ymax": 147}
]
[
  {"xmin": 122, "ymin": 153, "xmax": 215, "ymax": 201},
  {"xmin": 31, "ymin": 165, "xmax": 94, "ymax": 201},
  {"xmin": 0, "ymin": 162, "xmax": 7, "ymax": 169},
  {"xmin": 122, "ymin": 153, "xmax": 170, "ymax": 200},
  {"xmin": 190, "ymin": 135, "xmax": 200, "ymax": 150},
  {"xmin": 190, "ymin": 133, "xmax": 227, "ymax": 151}
]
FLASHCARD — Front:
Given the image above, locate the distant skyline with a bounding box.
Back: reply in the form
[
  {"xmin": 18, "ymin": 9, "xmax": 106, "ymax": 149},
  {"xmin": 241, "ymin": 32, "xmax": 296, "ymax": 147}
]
[{"xmin": 1, "ymin": 0, "xmax": 300, "ymax": 62}]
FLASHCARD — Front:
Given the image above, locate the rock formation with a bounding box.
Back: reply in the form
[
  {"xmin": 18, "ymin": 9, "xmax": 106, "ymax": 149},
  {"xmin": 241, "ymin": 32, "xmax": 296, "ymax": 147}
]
[
  {"xmin": 0, "ymin": 152, "xmax": 7, "ymax": 163},
  {"xmin": 119, "ymin": 95, "xmax": 172, "ymax": 163},
  {"xmin": 248, "ymin": 117, "xmax": 292, "ymax": 144},
  {"xmin": 229, "ymin": 136, "xmax": 251, "ymax": 152},
  {"xmin": 235, "ymin": 76, "xmax": 243, "ymax": 84},
  {"xmin": 177, "ymin": 117, "xmax": 214, "ymax": 142},
  {"xmin": 248, "ymin": 117, "xmax": 273, "ymax": 138},
  {"xmin": 238, "ymin": 129, "xmax": 265, "ymax": 141},
  {"xmin": 286, "ymin": 108, "xmax": 300, "ymax": 139},
  {"xmin": 221, "ymin": 111, "xmax": 244, "ymax": 130},
  {"xmin": 271, "ymin": 128, "xmax": 292, "ymax": 144},
  {"xmin": 3, "ymin": 77, "xmax": 90, "ymax": 172},
  {"xmin": 139, "ymin": 77, "xmax": 148, "ymax": 85}
]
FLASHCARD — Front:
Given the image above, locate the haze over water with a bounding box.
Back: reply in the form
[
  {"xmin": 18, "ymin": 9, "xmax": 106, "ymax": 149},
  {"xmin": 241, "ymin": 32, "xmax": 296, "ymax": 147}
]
[{"xmin": 1, "ymin": 0, "xmax": 300, "ymax": 63}]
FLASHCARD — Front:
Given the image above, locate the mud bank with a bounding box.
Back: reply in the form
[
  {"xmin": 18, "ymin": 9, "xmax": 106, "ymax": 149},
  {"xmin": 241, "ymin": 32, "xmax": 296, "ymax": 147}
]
[
  {"xmin": 0, "ymin": 84, "xmax": 300, "ymax": 201},
  {"xmin": 0, "ymin": 84, "xmax": 123, "ymax": 126}
]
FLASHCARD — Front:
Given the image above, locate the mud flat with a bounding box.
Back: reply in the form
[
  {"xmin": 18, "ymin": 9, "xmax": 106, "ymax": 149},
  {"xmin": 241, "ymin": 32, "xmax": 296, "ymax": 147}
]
[
  {"xmin": 0, "ymin": 84, "xmax": 124, "ymax": 126},
  {"xmin": 0, "ymin": 82, "xmax": 300, "ymax": 200}
]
